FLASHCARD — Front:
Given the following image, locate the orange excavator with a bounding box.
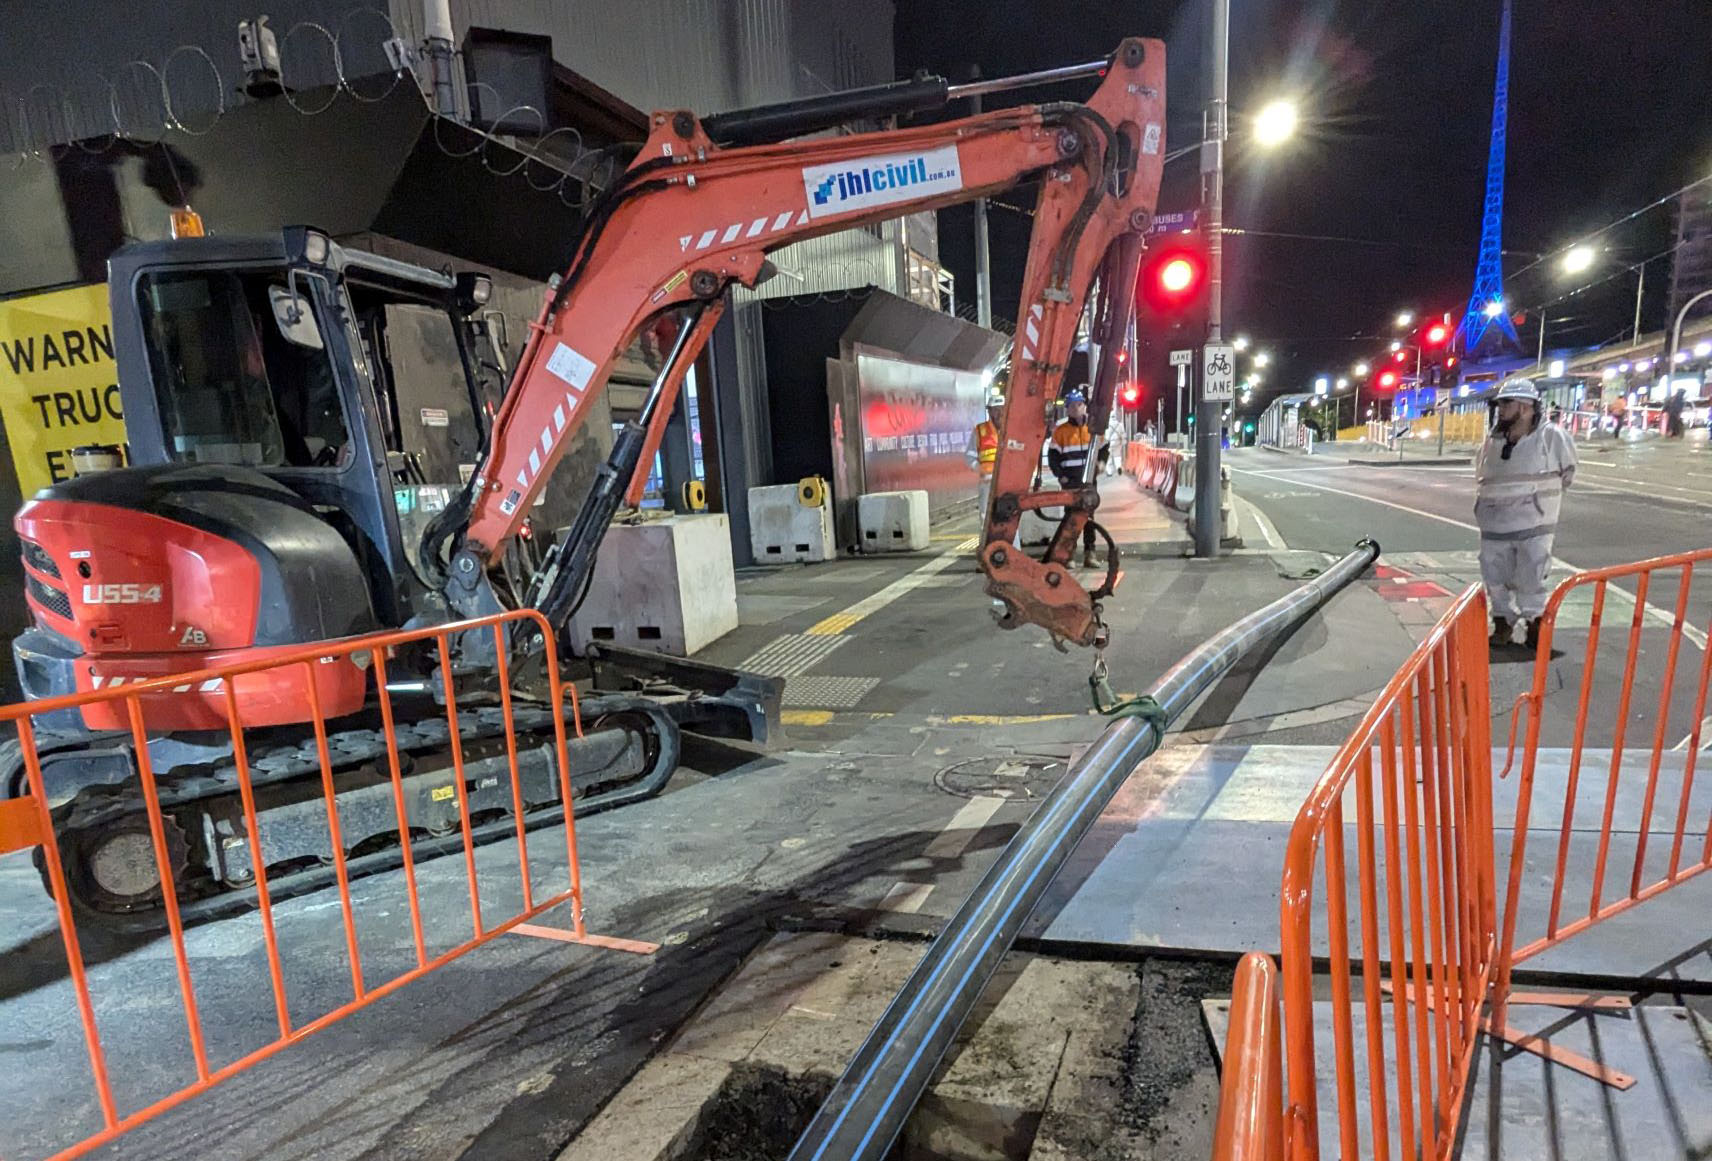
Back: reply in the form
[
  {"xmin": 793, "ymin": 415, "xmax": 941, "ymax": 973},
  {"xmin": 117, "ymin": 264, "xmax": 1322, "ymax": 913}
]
[{"xmin": 9, "ymin": 39, "xmax": 1165, "ymax": 925}]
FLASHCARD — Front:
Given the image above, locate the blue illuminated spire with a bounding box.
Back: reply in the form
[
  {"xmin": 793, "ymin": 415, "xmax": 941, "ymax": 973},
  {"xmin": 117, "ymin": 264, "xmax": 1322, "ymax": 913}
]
[{"xmin": 1461, "ymin": 0, "xmax": 1520, "ymax": 354}]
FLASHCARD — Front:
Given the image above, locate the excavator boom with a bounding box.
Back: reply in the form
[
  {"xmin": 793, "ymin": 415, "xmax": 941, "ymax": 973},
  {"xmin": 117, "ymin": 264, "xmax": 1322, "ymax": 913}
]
[{"xmin": 446, "ymin": 38, "xmax": 1166, "ymax": 646}]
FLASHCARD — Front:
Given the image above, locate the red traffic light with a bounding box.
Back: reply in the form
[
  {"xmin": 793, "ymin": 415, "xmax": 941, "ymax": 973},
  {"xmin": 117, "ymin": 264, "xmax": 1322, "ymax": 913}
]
[
  {"xmin": 1138, "ymin": 243, "xmax": 1208, "ymax": 314},
  {"xmin": 1424, "ymin": 322, "xmax": 1449, "ymax": 346},
  {"xmin": 1120, "ymin": 383, "xmax": 1142, "ymax": 409},
  {"xmin": 1159, "ymin": 257, "xmax": 1197, "ymax": 294},
  {"xmin": 1378, "ymin": 370, "xmax": 1399, "ymax": 389}
]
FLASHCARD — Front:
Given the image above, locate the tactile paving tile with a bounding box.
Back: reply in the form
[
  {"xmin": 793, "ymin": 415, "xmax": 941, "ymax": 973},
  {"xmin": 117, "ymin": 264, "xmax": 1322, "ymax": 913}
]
[
  {"xmin": 739, "ymin": 633, "xmax": 849, "ymax": 677},
  {"xmin": 781, "ymin": 676, "xmax": 882, "ymax": 709}
]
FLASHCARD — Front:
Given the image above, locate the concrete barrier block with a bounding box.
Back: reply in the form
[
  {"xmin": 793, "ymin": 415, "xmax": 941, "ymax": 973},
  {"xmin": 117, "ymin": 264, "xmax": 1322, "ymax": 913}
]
[
  {"xmin": 568, "ymin": 515, "xmax": 738, "ymax": 656},
  {"xmin": 748, "ymin": 483, "xmax": 836, "ymax": 563},
  {"xmin": 856, "ymin": 490, "xmax": 930, "ymax": 552},
  {"xmin": 1017, "ymin": 509, "xmax": 1056, "ymax": 547}
]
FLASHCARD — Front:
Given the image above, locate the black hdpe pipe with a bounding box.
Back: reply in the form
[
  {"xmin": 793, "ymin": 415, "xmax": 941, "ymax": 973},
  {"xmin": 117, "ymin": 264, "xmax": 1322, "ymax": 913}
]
[{"xmin": 787, "ymin": 538, "xmax": 1381, "ymax": 1161}]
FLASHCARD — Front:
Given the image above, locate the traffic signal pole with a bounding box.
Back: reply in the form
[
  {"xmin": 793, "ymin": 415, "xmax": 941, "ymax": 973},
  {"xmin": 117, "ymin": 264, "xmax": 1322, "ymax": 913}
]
[{"xmin": 1194, "ymin": 0, "xmax": 1229, "ymax": 558}]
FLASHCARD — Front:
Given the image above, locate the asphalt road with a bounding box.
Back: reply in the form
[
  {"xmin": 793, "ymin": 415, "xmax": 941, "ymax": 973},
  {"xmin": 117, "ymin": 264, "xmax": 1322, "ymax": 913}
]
[
  {"xmin": 1228, "ymin": 445, "xmax": 1712, "ymax": 752},
  {"xmin": 1228, "ymin": 443, "xmax": 1712, "ymax": 571}
]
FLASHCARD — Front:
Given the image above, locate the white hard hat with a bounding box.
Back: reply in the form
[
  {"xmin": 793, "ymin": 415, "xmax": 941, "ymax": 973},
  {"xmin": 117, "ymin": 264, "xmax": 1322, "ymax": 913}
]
[{"xmin": 1495, "ymin": 377, "xmax": 1539, "ymax": 402}]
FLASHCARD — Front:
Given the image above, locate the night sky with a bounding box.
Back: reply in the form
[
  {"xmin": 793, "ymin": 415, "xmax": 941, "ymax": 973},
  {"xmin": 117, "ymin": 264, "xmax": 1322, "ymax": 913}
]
[{"xmin": 894, "ymin": 0, "xmax": 1712, "ymax": 420}]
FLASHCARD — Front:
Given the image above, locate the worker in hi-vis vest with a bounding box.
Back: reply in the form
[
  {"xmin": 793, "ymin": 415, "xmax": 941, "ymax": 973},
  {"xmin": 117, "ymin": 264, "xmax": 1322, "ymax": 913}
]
[
  {"xmin": 1049, "ymin": 388, "xmax": 1107, "ymax": 568},
  {"xmin": 966, "ymin": 392, "xmax": 1004, "ymax": 521}
]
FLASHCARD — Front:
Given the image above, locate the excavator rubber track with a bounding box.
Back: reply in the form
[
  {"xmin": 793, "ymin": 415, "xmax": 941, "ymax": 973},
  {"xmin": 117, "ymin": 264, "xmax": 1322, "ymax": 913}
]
[{"xmin": 15, "ymin": 693, "xmax": 679, "ymax": 935}]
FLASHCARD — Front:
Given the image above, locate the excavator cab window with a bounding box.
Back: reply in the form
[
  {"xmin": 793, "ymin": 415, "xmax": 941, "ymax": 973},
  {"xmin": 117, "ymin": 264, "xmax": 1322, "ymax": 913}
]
[{"xmin": 138, "ymin": 268, "xmax": 352, "ymax": 469}]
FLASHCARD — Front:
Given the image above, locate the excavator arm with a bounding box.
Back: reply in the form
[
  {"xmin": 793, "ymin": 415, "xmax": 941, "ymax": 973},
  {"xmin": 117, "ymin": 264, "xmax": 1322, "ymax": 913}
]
[{"xmin": 443, "ymin": 37, "xmax": 1165, "ymax": 647}]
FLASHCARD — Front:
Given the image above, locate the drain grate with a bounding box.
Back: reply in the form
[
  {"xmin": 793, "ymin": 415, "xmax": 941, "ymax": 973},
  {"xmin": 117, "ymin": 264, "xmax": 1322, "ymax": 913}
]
[
  {"xmin": 934, "ymin": 755, "xmax": 1066, "ymax": 800},
  {"xmin": 782, "ymin": 676, "xmax": 881, "ymax": 709}
]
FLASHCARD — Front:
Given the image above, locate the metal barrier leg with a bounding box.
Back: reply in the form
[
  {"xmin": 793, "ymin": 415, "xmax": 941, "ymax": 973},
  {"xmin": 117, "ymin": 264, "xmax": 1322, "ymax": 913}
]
[
  {"xmin": 1477, "ymin": 1016, "xmax": 1636, "ymax": 1088},
  {"xmin": 509, "ymin": 622, "xmax": 658, "ymax": 956}
]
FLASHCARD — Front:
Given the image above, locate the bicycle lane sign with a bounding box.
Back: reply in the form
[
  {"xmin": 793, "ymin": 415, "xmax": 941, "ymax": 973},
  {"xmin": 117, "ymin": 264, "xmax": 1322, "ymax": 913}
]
[{"xmin": 1202, "ymin": 343, "xmax": 1235, "ymax": 401}]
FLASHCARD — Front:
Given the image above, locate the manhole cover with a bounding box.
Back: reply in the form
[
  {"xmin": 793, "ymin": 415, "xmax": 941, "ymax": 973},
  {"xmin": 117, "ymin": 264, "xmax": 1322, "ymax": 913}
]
[{"xmin": 934, "ymin": 755, "xmax": 1065, "ymax": 801}]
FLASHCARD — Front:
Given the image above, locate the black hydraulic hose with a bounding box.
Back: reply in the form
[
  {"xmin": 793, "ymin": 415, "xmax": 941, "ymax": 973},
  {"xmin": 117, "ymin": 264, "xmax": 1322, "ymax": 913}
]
[{"xmin": 786, "ymin": 538, "xmax": 1381, "ymax": 1161}]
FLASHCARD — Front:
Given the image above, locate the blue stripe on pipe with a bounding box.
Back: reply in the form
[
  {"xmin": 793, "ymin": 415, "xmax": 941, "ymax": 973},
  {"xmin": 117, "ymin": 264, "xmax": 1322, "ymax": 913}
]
[{"xmin": 798, "ymin": 563, "xmax": 1362, "ymax": 1158}]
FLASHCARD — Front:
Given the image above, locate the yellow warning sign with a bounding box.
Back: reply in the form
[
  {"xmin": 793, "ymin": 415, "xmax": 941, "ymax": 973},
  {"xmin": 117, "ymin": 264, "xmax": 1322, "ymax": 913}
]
[{"xmin": 0, "ymin": 284, "xmax": 127, "ymax": 495}]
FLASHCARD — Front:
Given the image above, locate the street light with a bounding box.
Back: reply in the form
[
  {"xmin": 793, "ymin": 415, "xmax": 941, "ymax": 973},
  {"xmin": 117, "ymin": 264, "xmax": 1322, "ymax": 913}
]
[
  {"xmin": 1253, "ymin": 350, "xmax": 1270, "ymax": 367},
  {"xmin": 1389, "ymin": 340, "xmax": 1403, "ymax": 353},
  {"xmin": 1353, "ymin": 361, "xmax": 1370, "ymax": 376},
  {"xmin": 1482, "ymin": 298, "xmax": 1505, "ymax": 318},
  {"xmin": 1336, "ymin": 377, "xmax": 1349, "ymax": 390},
  {"xmin": 1233, "ymin": 335, "xmax": 1251, "ymax": 352},
  {"xmin": 1252, "ymin": 99, "xmax": 1299, "ymax": 148},
  {"xmin": 1314, "ymin": 376, "xmax": 1330, "ymax": 395},
  {"xmin": 1561, "ymin": 245, "xmax": 1596, "ymax": 275},
  {"xmin": 1395, "ymin": 311, "xmax": 1414, "ymax": 328}
]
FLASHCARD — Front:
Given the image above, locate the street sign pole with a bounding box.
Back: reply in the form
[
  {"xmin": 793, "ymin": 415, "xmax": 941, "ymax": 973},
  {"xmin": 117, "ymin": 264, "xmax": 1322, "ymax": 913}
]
[
  {"xmin": 1176, "ymin": 365, "xmax": 1186, "ymax": 442},
  {"xmin": 1170, "ymin": 349, "xmax": 1193, "ymax": 446},
  {"xmin": 1195, "ymin": 0, "xmax": 1230, "ymax": 558}
]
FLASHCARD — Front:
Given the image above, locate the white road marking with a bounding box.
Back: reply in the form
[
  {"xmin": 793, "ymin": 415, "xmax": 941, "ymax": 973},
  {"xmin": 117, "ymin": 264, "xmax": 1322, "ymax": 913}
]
[
  {"xmin": 1233, "ymin": 492, "xmax": 1284, "ymax": 549},
  {"xmin": 1230, "ymin": 465, "xmax": 1707, "ymax": 650},
  {"xmin": 921, "ymin": 795, "xmax": 1006, "ymax": 859},
  {"xmin": 1235, "ymin": 464, "xmax": 1354, "ymax": 474},
  {"xmin": 1562, "ymin": 470, "xmax": 1712, "ymax": 508},
  {"xmin": 878, "ymin": 795, "xmax": 1006, "ymax": 914},
  {"xmin": 1671, "ymin": 715, "xmax": 1712, "ymax": 752},
  {"xmin": 809, "ymin": 535, "xmax": 976, "ymax": 633},
  {"xmin": 878, "ymin": 883, "xmax": 935, "ymax": 914}
]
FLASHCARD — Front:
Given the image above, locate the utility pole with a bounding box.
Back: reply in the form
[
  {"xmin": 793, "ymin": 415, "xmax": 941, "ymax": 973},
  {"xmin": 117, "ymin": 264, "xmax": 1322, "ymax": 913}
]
[
  {"xmin": 423, "ymin": 0, "xmax": 460, "ymax": 119},
  {"xmin": 1194, "ymin": 0, "xmax": 1229, "ymax": 558},
  {"xmin": 1632, "ymin": 261, "xmax": 1646, "ymax": 345},
  {"xmin": 970, "ymin": 76, "xmax": 993, "ymax": 330}
]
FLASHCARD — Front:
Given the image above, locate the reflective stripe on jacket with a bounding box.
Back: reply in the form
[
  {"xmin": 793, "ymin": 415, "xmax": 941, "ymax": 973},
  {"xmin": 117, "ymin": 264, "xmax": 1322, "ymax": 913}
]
[
  {"xmin": 1049, "ymin": 420, "xmax": 1093, "ymax": 484},
  {"xmin": 966, "ymin": 421, "xmax": 1000, "ymax": 477},
  {"xmin": 1474, "ymin": 423, "xmax": 1577, "ymax": 539}
]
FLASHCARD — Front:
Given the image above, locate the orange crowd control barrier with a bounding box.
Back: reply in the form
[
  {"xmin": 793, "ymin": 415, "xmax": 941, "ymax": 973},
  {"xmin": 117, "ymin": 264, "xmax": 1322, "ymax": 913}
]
[
  {"xmin": 1212, "ymin": 952, "xmax": 1283, "ymax": 1161},
  {"xmin": 1493, "ymin": 548, "xmax": 1712, "ymax": 1026},
  {"xmin": 1272, "ymin": 584, "xmax": 1498, "ymax": 1159},
  {"xmin": 0, "ymin": 609, "xmax": 653, "ymax": 1161},
  {"xmin": 1212, "ymin": 549, "xmax": 1712, "ymax": 1159}
]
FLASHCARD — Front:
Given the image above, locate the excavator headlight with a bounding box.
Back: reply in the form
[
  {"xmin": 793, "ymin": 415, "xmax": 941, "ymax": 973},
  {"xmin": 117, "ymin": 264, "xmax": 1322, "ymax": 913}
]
[
  {"xmin": 302, "ymin": 231, "xmax": 331, "ymax": 265},
  {"xmin": 456, "ymin": 272, "xmax": 492, "ymax": 313}
]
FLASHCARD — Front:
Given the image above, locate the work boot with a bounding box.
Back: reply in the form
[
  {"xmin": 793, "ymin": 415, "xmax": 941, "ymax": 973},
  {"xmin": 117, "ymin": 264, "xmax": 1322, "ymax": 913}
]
[
  {"xmin": 1082, "ymin": 547, "xmax": 1100, "ymax": 569},
  {"xmin": 1524, "ymin": 619, "xmax": 1542, "ymax": 650},
  {"xmin": 1489, "ymin": 617, "xmax": 1513, "ymax": 647}
]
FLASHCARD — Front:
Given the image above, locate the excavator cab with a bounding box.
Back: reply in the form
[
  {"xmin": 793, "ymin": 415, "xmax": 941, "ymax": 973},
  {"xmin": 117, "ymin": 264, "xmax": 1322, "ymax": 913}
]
[{"xmin": 110, "ymin": 227, "xmax": 498, "ymax": 632}]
